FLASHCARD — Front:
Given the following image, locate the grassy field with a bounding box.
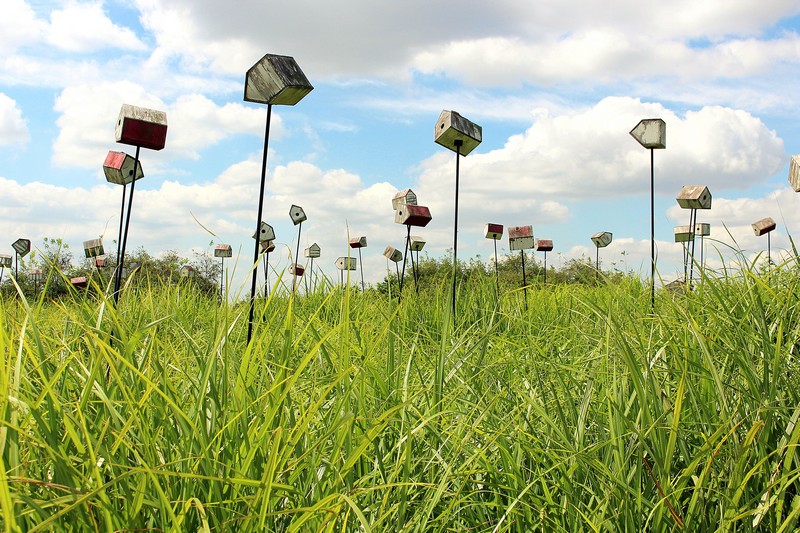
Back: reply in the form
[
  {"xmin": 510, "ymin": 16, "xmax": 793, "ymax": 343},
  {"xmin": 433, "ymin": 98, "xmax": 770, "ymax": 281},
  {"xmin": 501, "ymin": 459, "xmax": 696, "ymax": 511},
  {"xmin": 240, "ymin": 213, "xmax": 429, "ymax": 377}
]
[{"xmin": 2, "ymin": 259, "xmax": 800, "ymax": 532}]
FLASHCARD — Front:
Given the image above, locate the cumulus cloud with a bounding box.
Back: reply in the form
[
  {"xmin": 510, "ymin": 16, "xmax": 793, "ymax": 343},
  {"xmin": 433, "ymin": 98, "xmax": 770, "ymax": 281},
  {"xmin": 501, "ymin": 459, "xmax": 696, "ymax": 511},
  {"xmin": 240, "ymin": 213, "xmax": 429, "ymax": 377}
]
[
  {"xmin": 0, "ymin": 0, "xmax": 46, "ymax": 54},
  {"xmin": 0, "ymin": 93, "xmax": 29, "ymax": 145},
  {"xmin": 46, "ymin": 1, "xmax": 146, "ymax": 53}
]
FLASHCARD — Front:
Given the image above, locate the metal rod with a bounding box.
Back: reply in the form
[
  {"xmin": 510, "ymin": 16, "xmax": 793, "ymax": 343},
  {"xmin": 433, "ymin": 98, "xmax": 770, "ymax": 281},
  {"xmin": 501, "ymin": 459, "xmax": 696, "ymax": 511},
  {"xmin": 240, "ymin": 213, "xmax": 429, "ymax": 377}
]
[
  {"xmin": 263, "ymin": 251, "xmax": 270, "ymax": 299},
  {"xmin": 293, "ymin": 222, "xmax": 302, "ymax": 294},
  {"xmin": 114, "ymin": 145, "xmax": 140, "ymax": 304},
  {"xmin": 15, "ymin": 252, "xmax": 18, "ymax": 279},
  {"xmin": 543, "ymin": 251, "xmax": 547, "ymax": 285},
  {"xmin": 493, "ymin": 239, "xmax": 499, "ymax": 295},
  {"xmin": 451, "ymin": 140, "xmax": 462, "ymax": 322},
  {"xmin": 520, "ymin": 250, "xmax": 528, "ymax": 311},
  {"xmin": 768, "ymin": 232, "xmax": 772, "ymax": 267},
  {"xmin": 248, "ymin": 104, "xmax": 272, "ymax": 345},
  {"xmin": 596, "ymin": 247, "xmax": 600, "ymax": 280},
  {"xmin": 114, "ymin": 182, "xmax": 126, "ymax": 294},
  {"xmin": 358, "ymin": 247, "xmax": 365, "ymax": 291},
  {"xmin": 398, "ymin": 227, "xmax": 410, "ymax": 301},
  {"xmin": 688, "ymin": 209, "xmax": 697, "ymax": 289},
  {"xmin": 650, "ymin": 148, "xmax": 655, "ymax": 310}
]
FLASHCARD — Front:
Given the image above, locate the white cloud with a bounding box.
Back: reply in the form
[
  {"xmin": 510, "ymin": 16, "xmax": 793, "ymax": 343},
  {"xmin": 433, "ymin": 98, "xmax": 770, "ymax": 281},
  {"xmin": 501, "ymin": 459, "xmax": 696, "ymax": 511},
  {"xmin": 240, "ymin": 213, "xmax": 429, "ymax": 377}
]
[
  {"xmin": 0, "ymin": 93, "xmax": 29, "ymax": 145},
  {"xmin": 46, "ymin": 1, "xmax": 146, "ymax": 53},
  {"xmin": 0, "ymin": 0, "xmax": 46, "ymax": 54}
]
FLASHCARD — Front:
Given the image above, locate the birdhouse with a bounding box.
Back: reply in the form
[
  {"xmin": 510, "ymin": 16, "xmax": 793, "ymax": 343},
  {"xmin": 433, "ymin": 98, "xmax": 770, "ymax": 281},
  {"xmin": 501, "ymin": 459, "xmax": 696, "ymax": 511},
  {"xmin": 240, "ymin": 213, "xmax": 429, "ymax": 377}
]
[
  {"xmin": 83, "ymin": 238, "xmax": 104, "ymax": 258},
  {"xmin": 30, "ymin": 269, "xmax": 42, "ymax": 281},
  {"xmin": 752, "ymin": 217, "xmax": 776, "ymax": 236},
  {"xmin": 289, "ymin": 263, "xmax": 305, "ymax": 276},
  {"xmin": 676, "ymin": 185, "xmax": 712, "ymax": 209},
  {"xmin": 789, "ymin": 155, "xmax": 800, "ymax": 192},
  {"xmin": 383, "ymin": 245, "xmax": 403, "ymax": 263},
  {"xmin": 629, "ymin": 119, "xmax": 666, "ymax": 149},
  {"xmin": 253, "ymin": 221, "xmax": 276, "ymax": 242},
  {"xmin": 214, "ymin": 244, "xmax": 232, "ymax": 258},
  {"xmin": 695, "ymin": 223, "xmax": 711, "ymax": 236},
  {"xmin": 484, "ymin": 223, "xmax": 503, "ymax": 240},
  {"xmin": 103, "ymin": 151, "xmax": 145, "ymax": 185},
  {"xmin": 260, "ymin": 240, "xmax": 276, "ymax": 253},
  {"xmin": 674, "ymin": 226, "xmax": 694, "ymax": 243},
  {"xmin": 12, "ymin": 238, "xmax": 30, "ymax": 257},
  {"xmin": 180, "ymin": 265, "xmax": 195, "ymax": 277},
  {"xmin": 70, "ymin": 276, "xmax": 88, "ymax": 289},
  {"xmin": 508, "ymin": 225, "xmax": 534, "ymax": 251},
  {"xmin": 94, "ymin": 257, "xmax": 106, "ymax": 268},
  {"xmin": 535, "ymin": 239, "xmax": 553, "ymax": 252},
  {"xmin": 349, "ymin": 236, "xmax": 367, "ymax": 249},
  {"xmin": 395, "ymin": 204, "xmax": 432, "ymax": 227},
  {"xmin": 305, "ymin": 243, "xmax": 321, "ymax": 258},
  {"xmin": 244, "ymin": 53, "xmax": 314, "ymax": 106},
  {"xmin": 115, "ymin": 104, "xmax": 168, "ymax": 151},
  {"xmin": 335, "ymin": 257, "xmax": 357, "ymax": 270},
  {"xmin": 289, "ymin": 204, "xmax": 307, "ymax": 225},
  {"xmin": 392, "ymin": 189, "xmax": 418, "ymax": 210},
  {"xmin": 0, "ymin": 254, "xmax": 11, "ymax": 268},
  {"xmin": 409, "ymin": 236, "xmax": 426, "ymax": 252},
  {"xmin": 591, "ymin": 232, "xmax": 613, "ymax": 248},
  {"xmin": 434, "ymin": 110, "xmax": 482, "ymax": 156}
]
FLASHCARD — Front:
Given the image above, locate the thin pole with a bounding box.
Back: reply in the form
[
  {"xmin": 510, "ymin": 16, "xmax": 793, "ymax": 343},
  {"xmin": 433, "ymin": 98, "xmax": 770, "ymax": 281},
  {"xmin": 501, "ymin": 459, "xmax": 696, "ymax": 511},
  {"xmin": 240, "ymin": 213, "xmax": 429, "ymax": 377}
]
[
  {"xmin": 451, "ymin": 140, "xmax": 462, "ymax": 322},
  {"xmin": 596, "ymin": 247, "xmax": 600, "ymax": 280},
  {"xmin": 293, "ymin": 222, "xmax": 302, "ymax": 294},
  {"xmin": 767, "ymin": 232, "xmax": 772, "ymax": 267},
  {"xmin": 688, "ymin": 209, "xmax": 697, "ymax": 289},
  {"xmin": 493, "ymin": 239, "xmax": 499, "ymax": 295},
  {"xmin": 358, "ymin": 247, "xmax": 365, "ymax": 291},
  {"xmin": 520, "ymin": 250, "xmax": 528, "ymax": 311},
  {"xmin": 543, "ymin": 251, "xmax": 547, "ymax": 285},
  {"xmin": 219, "ymin": 257, "xmax": 224, "ymax": 303},
  {"xmin": 15, "ymin": 252, "xmax": 18, "ymax": 279},
  {"xmin": 263, "ymin": 251, "xmax": 270, "ymax": 298},
  {"xmin": 114, "ymin": 145, "xmax": 140, "ymax": 304},
  {"xmin": 398, "ymin": 227, "xmax": 410, "ymax": 301},
  {"xmin": 650, "ymin": 148, "xmax": 655, "ymax": 310},
  {"xmin": 248, "ymin": 104, "xmax": 272, "ymax": 345},
  {"xmin": 114, "ymin": 182, "xmax": 126, "ymax": 293}
]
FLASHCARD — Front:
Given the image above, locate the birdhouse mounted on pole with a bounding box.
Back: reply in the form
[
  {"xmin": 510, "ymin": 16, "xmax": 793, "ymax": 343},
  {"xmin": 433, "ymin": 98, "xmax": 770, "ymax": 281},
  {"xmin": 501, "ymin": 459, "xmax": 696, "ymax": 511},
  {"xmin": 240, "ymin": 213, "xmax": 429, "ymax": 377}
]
[
  {"xmin": 629, "ymin": 119, "xmax": 666, "ymax": 149},
  {"xmin": 336, "ymin": 257, "xmax": 357, "ymax": 270},
  {"xmin": 384, "ymin": 246, "xmax": 403, "ymax": 263},
  {"xmin": 752, "ymin": 217, "xmax": 776, "ymax": 236},
  {"xmin": 12, "ymin": 238, "xmax": 31, "ymax": 257},
  {"xmin": 434, "ymin": 110, "xmax": 482, "ymax": 156},
  {"xmin": 244, "ymin": 54, "xmax": 314, "ymax": 106},
  {"xmin": 214, "ymin": 244, "xmax": 232, "ymax": 258},
  {"xmin": 409, "ymin": 236, "xmax": 426, "ymax": 252},
  {"xmin": 0, "ymin": 254, "xmax": 11, "ymax": 268},
  {"xmin": 349, "ymin": 236, "xmax": 367, "ymax": 249},
  {"xmin": 103, "ymin": 151, "xmax": 145, "ymax": 185},
  {"xmin": 392, "ymin": 189, "xmax": 418, "ymax": 210},
  {"xmin": 83, "ymin": 238, "xmax": 104, "ymax": 258},
  {"xmin": 305, "ymin": 243, "xmax": 321, "ymax": 258},
  {"xmin": 508, "ymin": 226, "xmax": 534, "ymax": 251},
  {"xmin": 789, "ymin": 154, "xmax": 800, "ymax": 192},
  {"xmin": 676, "ymin": 186, "xmax": 712, "ymax": 210},
  {"xmin": 535, "ymin": 239, "xmax": 553, "ymax": 252},
  {"xmin": 115, "ymin": 104, "xmax": 168, "ymax": 151},
  {"xmin": 253, "ymin": 222, "xmax": 276, "ymax": 243},
  {"xmin": 591, "ymin": 232, "xmax": 613, "ymax": 248},
  {"xmin": 395, "ymin": 204, "xmax": 432, "ymax": 227},
  {"xmin": 674, "ymin": 225, "xmax": 694, "ymax": 243},
  {"xmin": 484, "ymin": 223, "xmax": 503, "ymax": 240},
  {"xmin": 289, "ymin": 204, "xmax": 307, "ymax": 225}
]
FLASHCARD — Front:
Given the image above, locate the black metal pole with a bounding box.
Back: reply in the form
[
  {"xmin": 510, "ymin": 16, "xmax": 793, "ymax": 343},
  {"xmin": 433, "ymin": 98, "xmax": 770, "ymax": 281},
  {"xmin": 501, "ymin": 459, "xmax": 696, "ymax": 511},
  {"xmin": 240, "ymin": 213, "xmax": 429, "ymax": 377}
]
[
  {"xmin": 520, "ymin": 250, "xmax": 528, "ymax": 311},
  {"xmin": 293, "ymin": 223, "xmax": 302, "ymax": 294},
  {"xmin": 650, "ymin": 148, "xmax": 655, "ymax": 310},
  {"xmin": 688, "ymin": 209, "xmax": 697, "ymax": 289},
  {"xmin": 114, "ymin": 183, "xmax": 126, "ymax": 294},
  {"xmin": 451, "ymin": 140, "xmax": 462, "ymax": 322},
  {"xmin": 493, "ymin": 239, "xmax": 499, "ymax": 295},
  {"xmin": 358, "ymin": 247, "xmax": 365, "ymax": 291},
  {"xmin": 596, "ymin": 247, "xmax": 600, "ymax": 281},
  {"xmin": 398, "ymin": 227, "xmax": 410, "ymax": 301},
  {"xmin": 543, "ymin": 251, "xmax": 547, "ymax": 285},
  {"xmin": 248, "ymin": 104, "xmax": 272, "ymax": 344},
  {"xmin": 15, "ymin": 252, "xmax": 18, "ymax": 279},
  {"xmin": 114, "ymin": 145, "xmax": 140, "ymax": 304},
  {"xmin": 263, "ymin": 251, "xmax": 270, "ymax": 299},
  {"xmin": 768, "ymin": 232, "xmax": 772, "ymax": 267}
]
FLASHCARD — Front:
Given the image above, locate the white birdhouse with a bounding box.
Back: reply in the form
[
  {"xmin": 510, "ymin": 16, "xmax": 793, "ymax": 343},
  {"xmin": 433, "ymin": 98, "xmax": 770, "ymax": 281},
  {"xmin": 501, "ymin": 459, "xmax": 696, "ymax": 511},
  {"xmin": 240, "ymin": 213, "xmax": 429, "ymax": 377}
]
[
  {"xmin": 630, "ymin": 119, "xmax": 666, "ymax": 149},
  {"xmin": 752, "ymin": 217, "xmax": 776, "ymax": 236},
  {"xmin": 12, "ymin": 239, "xmax": 30, "ymax": 257},
  {"xmin": 508, "ymin": 225, "xmax": 534, "ymax": 251},
  {"xmin": 535, "ymin": 239, "xmax": 553, "ymax": 252},
  {"xmin": 83, "ymin": 238, "xmax": 104, "ymax": 258},
  {"xmin": 349, "ymin": 236, "xmax": 367, "ymax": 249},
  {"xmin": 789, "ymin": 155, "xmax": 800, "ymax": 192},
  {"xmin": 392, "ymin": 189, "xmax": 418, "ymax": 210},
  {"xmin": 434, "ymin": 110, "xmax": 482, "ymax": 156},
  {"xmin": 253, "ymin": 221, "xmax": 276, "ymax": 242},
  {"xmin": 214, "ymin": 244, "xmax": 232, "ymax": 258},
  {"xmin": 676, "ymin": 186, "xmax": 712, "ymax": 209},
  {"xmin": 103, "ymin": 151, "xmax": 145, "ymax": 185},
  {"xmin": 335, "ymin": 257, "xmax": 357, "ymax": 270},
  {"xmin": 484, "ymin": 223, "xmax": 503, "ymax": 240},
  {"xmin": 289, "ymin": 204, "xmax": 307, "ymax": 225},
  {"xmin": 674, "ymin": 226, "xmax": 694, "ymax": 243},
  {"xmin": 395, "ymin": 204, "xmax": 432, "ymax": 227},
  {"xmin": 305, "ymin": 243, "xmax": 321, "ymax": 258},
  {"xmin": 409, "ymin": 236, "xmax": 426, "ymax": 252},
  {"xmin": 30, "ymin": 268, "xmax": 43, "ymax": 281},
  {"xmin": 244, "ymin": 54, "xmax": 314, "ymax": 106},
  {"xmin": 180, "ymin": 265, "xmax": 195, "ymax": 277},
  {"xmin": 383, "ymin": 245, "xmax": 403, "ymax": 263},
  {"xmin": 0, "ymin": 254, "xmax": 11, "ymax": 268},
  {"xmin": 115, "ymin": 104, "xmax": 168, "ymax": 151},
  {"xmin": 591, "ymin": 232, "xmax": 613, "ymax": 248},
  {"xmin": 695, "ymin": 223, "xmax": 711, "ymax": 236}
]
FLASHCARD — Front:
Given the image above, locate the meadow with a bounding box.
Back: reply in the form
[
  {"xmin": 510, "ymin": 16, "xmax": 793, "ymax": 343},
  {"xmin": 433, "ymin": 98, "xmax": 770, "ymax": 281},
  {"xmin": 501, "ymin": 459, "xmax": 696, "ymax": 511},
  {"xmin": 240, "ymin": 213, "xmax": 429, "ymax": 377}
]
[{"xmin": 2, "ymin": 254, "xmax": 800, "ymax": 532}]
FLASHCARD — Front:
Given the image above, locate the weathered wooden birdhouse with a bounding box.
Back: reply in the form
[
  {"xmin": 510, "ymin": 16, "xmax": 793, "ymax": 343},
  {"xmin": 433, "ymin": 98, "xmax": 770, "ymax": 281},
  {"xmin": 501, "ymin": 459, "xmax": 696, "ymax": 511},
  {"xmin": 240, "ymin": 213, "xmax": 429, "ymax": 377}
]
[
  {"xmin": 789, "ymin": 155, "xmax": 800, "ymax": 192},
  {"xmin": 94, "ymin": 257, "xmax": 106, "ymax": 268},
  {"xmin": 305, "ymin": 243, "xmax": 321, "ymax": 258},
  {"xmin": 335, "ymin": 257, "xmax": 357, "ymax": 270},
  {"xmin": 244, "ymin": 54, "xmax": 314, "ymax": 106},
  {"xmin": 103, "ymin": 151, "xmax": 145, "ymax": 185},
  {"xmin": 289, "ymin": 264, "xmax": 305, "ymax": 276},
  {"xmin": 214, "ymin": 244, "xmax": 233, "ymax": 258},
  {"xmin": 289, "ymin": 204, "xmax": 307, "ymax": 225},
  {"xmin": 629, "ymin": 119, "xmax": 666, "ymax": 149},
  {"xmin": 180, "ymin": 265, "xmax": 195, "ymax": 277},
  {"xmin": 349, "ymin": 236, "xmax": 367, "ymax": 249},
  {"xmin": 0, "ymin": 254, "xmax": 11, "ymax": 268},
  {"xmin": 752, "ymin": 217, "xmax": 776, "ymax": 236},
  {"xmin": 83, "ymin": 238, "xmax": 104, "ymax": 258},
  {"xmin": 115, "ymin": 104, "xmax": 168, "ymax": 151},
  {"xmin": 392, "ymin": 189, "xmax": 418, "ymax": 210},
  {"xmin": 260, "ymin": 240, "xmax": 276, "ymax": 253},
  {"xmin": 383, "ymin": 245, "xmax": 403, "ymax": 263},
  {"xmin": 70, "ymin": 276, "xmax": 88, "ymax": 289},
  {"xmin": 253, "ymin": 221, "xmax": 276, "ymax": 242},
  {"xmin": 695, "ymin": 223, "xmax": 711, "ymax": 236},
  {"xmin": 591, "ymin": 231, "xmax": 613, "ymax": 248},
  {"xmin": 674, "ymin": 226, "xmax": 694, "ymax": 243},
  {"xmin": 410, "ymin": 236, "xmax": 426, "ymax": 252},
  {"xmin": 12, "ymin": 239, "xmax": 30, "ymax": 257},
  {"xmin": 676, "ymin": 185, "xmax": 712, "ymax": 209},
  {"xmin": 30, "ymin": 269, "xmax": 42, "ymax": 282},
  {"xmin": 508, "ymin": 225, "xmax": 534, "ymax": 251},
  {"xmin": 395, "ymin": 204, "xmax": 432, "ymax": 227},
  {"xmin": 484, "ymin": 223, "xmax": 503, "ymax": 240},
  {"xmin": 535, "ymin": 239, "xmax": 553, "ymax": 252},
  {"xmin": 434, "ymin": 110, "xmax": 482, "ymax": 156}
]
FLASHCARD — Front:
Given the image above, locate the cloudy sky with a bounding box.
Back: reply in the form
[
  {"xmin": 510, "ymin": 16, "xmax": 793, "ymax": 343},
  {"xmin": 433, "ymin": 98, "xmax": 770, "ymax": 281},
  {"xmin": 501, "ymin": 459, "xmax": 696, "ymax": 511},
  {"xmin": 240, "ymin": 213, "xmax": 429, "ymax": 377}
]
[{"xmin": 2, "ymin": 0, "xmax": 800, "ymax": 293}]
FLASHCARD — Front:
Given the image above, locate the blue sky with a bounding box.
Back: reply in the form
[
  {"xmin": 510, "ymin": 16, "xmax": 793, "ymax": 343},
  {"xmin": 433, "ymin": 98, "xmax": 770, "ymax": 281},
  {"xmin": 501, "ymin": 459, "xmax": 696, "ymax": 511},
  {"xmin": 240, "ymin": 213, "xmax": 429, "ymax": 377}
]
[{"xmin": 2, "ymin": 0, "xmax": 800, "ymax": 293}]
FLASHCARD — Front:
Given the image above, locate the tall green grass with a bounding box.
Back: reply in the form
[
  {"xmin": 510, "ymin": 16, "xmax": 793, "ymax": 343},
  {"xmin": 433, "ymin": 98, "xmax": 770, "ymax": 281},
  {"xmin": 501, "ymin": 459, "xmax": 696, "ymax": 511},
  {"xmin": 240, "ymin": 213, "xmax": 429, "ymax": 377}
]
[{"xmin": 1, "ymin": 260, "xmax": 800, "ymax": 531}]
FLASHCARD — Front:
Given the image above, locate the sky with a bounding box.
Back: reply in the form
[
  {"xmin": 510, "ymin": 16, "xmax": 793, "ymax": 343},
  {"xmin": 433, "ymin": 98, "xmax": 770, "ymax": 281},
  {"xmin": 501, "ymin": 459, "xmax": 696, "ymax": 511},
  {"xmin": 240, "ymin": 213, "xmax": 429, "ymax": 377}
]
[{"xmin": 2, "ymin": 0, "xmax": 800, "ymax": 295}]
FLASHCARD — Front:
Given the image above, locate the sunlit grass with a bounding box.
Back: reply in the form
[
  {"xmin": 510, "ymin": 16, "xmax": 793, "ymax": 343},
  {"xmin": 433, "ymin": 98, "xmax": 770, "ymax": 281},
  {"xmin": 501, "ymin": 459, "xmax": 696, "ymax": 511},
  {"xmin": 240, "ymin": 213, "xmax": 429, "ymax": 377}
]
[{"xmin": 1, "ymin": 257, "xmax": 800, "ymax": 531}]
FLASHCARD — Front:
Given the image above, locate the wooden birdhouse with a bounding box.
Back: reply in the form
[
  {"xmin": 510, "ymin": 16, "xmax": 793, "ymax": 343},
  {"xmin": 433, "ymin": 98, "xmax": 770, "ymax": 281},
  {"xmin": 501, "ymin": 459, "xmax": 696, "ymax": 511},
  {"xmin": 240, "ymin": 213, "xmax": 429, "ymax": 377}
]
[
  {"xmin": 789, "ymin": 155, "xmax": 800, "ymax": 192},
  {"xmin": 535, "ymin": 239, "xmax": 553, "ymax": 252},
  {"xmin": 83, "ymin": 238, "xmax": 104, "ymax": 258},
  {"xmin": 253, "ymin": 221, "xmax": 276, "ymax": 242},
  {"xmin": 30, "ymin": 269, "xmax": 42, "ymax": 282},
  {"xmin": 244, "ymin": 53, "xmax": 314, "ymax": 106},
  {"xmin": 103, "ymin": 151, "xmax": 144, "ymax": 185},
  {"xmin": 674, "ymin": 226, "xmax": 694, "ymax": 243},
  {"xmin": 305, "ymin": 243, "xmax": 321, "ymax": 258},
  {"xmin": 752, "ymin": 217, "xmax": 776, "ymax": 236},
  {"xmin": 676, "ymin": 185, "xmax": 712, "ymax": 209},
  {"xmin": 12, "ymin": 239, "xmax": 30, "ymax": 257},
  {"xmin": 434, "ymin": 110, "xmax": 482, "ymax": 156},
  {"xmin": 349, "ymin": 236, "xmax": 367, "ymax": 249},
  {"xmin": 115, "ymin": 104, "xmax": 168, "ymax": 151},
  {"xmin": 392, "ymin": 189, "xmax": 417, "ymax": 210},
  {"xmin": 180, "ymin": 265, "xmax": 195, "ymax": 277},
  {"xmin": 409, "ymin": 236, "xmax": 426, "ymax": 252},
  {"xmin": 289, "ymin": 204, "xmax": 307, "ymax": 225},
  {"xmin": 591, "ymin": 232, "xmax": 613, "ymax": 248},
  {"xmin": 335, "ymin": 257, "xmax": 357, "ymax": 270},
  {"xmin": 0, "ymin": 254, "xmax": 11, "ymax": 268},
  {"xmin": 484, "ymin": 223, "xmax": 503, "ymax": 240},
  {"xmin": 289, "ymin": 264, "xmax": 305, "ymax": 276},
  {"xmin": 214, "ymin": 244, "xmax": 233, "ymax": 258},
  {"xmin": 695, "ymin": 223, "xmax": 710, "ymax": 236},
  {"xmin": 70, "ymin": 276, "xmax": 88, "ymax": 289},
  {"xmin": 383, "ymin": 245, "xmax": 403, "ymax": 263},
  {"xmin": 508, "ymin": 225, "xmax": 534, "ymax": 251},
  {"xmin": 395, "ymin": 204, "xmax": 432, "ymax": 227},
  {"xmin": 260, "ymin": 240, "xmax": 276, "ymax": 253},
  {"xmin": 629, "ymin": 119, "xmax": 666, "ymax": 149}
]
